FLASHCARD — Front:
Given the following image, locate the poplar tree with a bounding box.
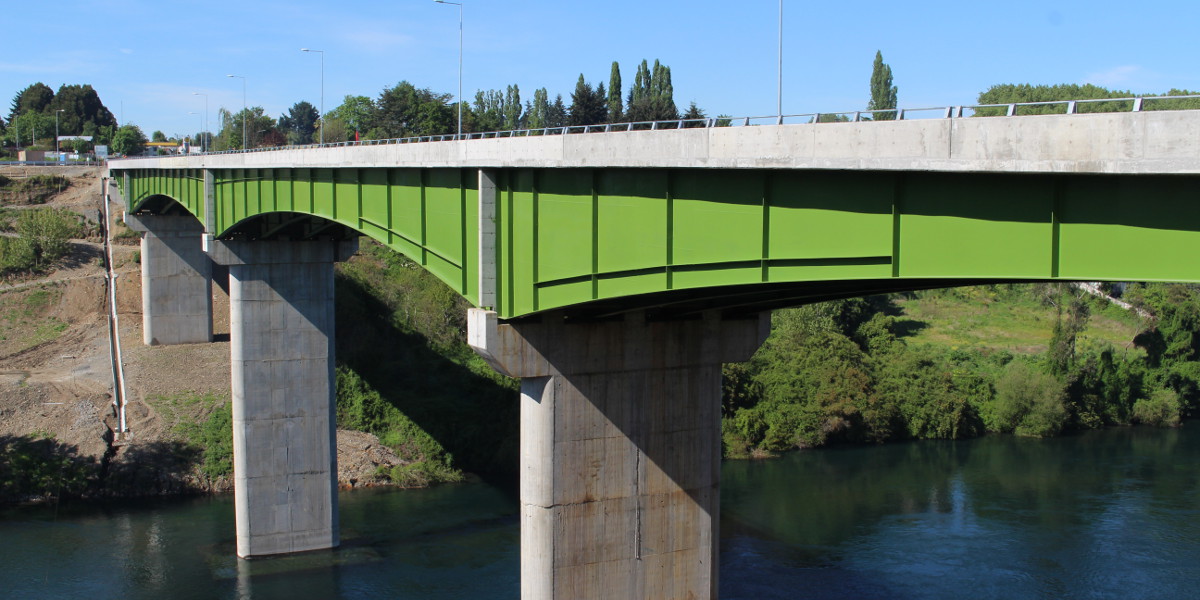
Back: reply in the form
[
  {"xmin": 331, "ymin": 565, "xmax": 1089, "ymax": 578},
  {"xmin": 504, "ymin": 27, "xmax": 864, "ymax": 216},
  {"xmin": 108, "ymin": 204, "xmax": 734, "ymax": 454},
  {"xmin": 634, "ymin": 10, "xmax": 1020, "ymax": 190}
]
[
  {"xmin": 607, "ymin": 62, "xmax": 623, "ymax": 123},
  {"xmin": 867, "ymin": 50, "xmax": 898, "ymax": 120}
]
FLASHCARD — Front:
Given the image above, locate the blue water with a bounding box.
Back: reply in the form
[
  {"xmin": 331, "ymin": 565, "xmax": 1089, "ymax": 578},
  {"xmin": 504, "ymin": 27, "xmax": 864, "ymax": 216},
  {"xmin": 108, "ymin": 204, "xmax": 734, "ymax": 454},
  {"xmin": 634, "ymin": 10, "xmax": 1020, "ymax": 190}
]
[{"xmin": 2, "ymin": 426, "xmax": 1198, "ymax": 599}]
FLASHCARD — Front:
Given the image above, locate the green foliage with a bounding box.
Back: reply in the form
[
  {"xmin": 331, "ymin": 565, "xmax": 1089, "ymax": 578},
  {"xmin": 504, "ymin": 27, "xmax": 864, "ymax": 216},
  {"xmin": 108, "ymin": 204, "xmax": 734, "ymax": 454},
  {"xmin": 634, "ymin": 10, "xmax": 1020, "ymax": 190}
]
[
  {"xmin": 278, "ymin": 101, "xmax": 319, "ymax": 145},
  {"xmin": 607, "ymin": 62, "xmax": 623, "ymax": 123},
  {"xmin": 196, "ymin": 403, "xmax": 233, "ymax": 478},
  {"xmin": 337, "ymin": 366, "xmax": 463, "ymax": 486},
  {"xmin": 374, "ymin": 81, "xmax": 455, "ymax": 139},
  {"xmin": 0, "ymin": 434, "xmax": 96, "ymax": 502},
  {"xmin": 111, "ymin": 124, "xmax": 147, "ymax": 156},
  {"xmin": 568, "ymin": 75, "xmax": 607, "ymax": 126},
  {"xmin": 335, "ymin": 240, "xmax": 518, "ymax": 479},
  {"xmin": 16, "ymin": 207, "xmax": 80, "ymax": 268},
  {"xmin": 867, "ymin": 50, "xmax": 898, "ymax": 119},
  {"xmin": 988, "ymin": 360, "xmax": 1067, "ymax": 437},
  {"xmin": 626, "ymin": 59, "xmax": 678, "ymax": 122},
  {"xmin": 1132, "ymin": 389, "xmax": 1182, "ymax": 427}
]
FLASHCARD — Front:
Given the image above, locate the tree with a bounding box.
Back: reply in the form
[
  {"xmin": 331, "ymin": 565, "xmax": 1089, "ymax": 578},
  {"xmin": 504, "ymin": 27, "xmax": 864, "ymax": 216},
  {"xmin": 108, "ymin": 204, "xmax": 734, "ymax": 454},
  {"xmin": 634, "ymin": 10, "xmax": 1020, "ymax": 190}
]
[
  {"xmin": 568, "ymin": 75, "xmax": 607, "ymax": 126},
  {"xmin": 45, "ymin": 84, "xmax": 116, "ymax": 136},
  {"xmin": 111, "ymin": 124, "xmax": 147, "ymax": 156},
  {"xmin": 547, "ymin": 94, "xmax": 568, "ymax": 128},
  {"xmin": 8, "ymin": 83, "xmax": 54, "ymax": 122},
  {"xmin": 278, "ymin": 101, "xmax": 319, "ymax": 145},
  {"xmin": 681, "ymin": 102, "xmax": 707, "ymax": 127},
  {"xmin": 626, "ymin": 59, "xmax": 678, "ymax": 122},
  {"xmin": 607, "ymin": 61, "xmax": 623, "ymax": 123},
  {"xmin": 526, "ymin": 88, "xmax": 550, "ymax": 130},
  {"xmin": 327, "ymin": 95, "xmax": 377, "ymax": 139},
  {"xmin": 503, "ymin": 85, "xmax": 522, "ymax": 130},
  {"xmin": 151, "ymin": 130, "xmax": 167, "ymax": 143},
  {"xmin": 867, "ymin": 50, "xmax": 898, "ymax": 120},
  {"xmin": 374, "ymin": 81, "xmax": 454, "ymax": 138}
]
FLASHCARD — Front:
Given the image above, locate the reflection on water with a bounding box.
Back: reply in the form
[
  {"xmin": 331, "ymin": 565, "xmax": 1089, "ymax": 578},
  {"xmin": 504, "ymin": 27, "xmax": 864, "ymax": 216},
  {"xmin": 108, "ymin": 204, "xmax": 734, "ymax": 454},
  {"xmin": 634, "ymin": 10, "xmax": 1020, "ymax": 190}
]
[
  {"xmin": 720, "ymin": 427, "xmax": 1200, "ymax": 599},
  {"xmin": 2, "ymin": 427, "xmax": 1199, "ymax": 598}
]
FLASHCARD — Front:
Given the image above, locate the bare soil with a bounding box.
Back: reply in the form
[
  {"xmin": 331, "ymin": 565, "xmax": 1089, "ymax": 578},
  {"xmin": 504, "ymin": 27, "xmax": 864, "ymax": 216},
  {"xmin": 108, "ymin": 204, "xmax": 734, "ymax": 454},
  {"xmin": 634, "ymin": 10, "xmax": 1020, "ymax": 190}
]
[{"xmin": 0, "ymin": 166, "xmax": 401, "ymax": 495}]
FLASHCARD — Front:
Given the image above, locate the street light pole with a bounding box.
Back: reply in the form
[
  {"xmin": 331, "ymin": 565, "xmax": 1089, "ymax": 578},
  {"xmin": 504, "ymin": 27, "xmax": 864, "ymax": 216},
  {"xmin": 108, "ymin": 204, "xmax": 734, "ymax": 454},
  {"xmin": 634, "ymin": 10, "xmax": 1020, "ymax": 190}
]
[
  {"xmin": 193, "ymin": 92, "xmax": 209, "ymax": 152},
  {"xmin": 302, "ymin": 48, "xmax": 325, "ymax": 145},
  {"xmin": 435, "ymin": 0, "xmax": 463, "ymax": 139},
  {"xmin": 227, "ymin": 74, "xmax": 247, "ymax": 150},
  {"xmin": 778, "ymin": 0, "xmax": 783, "ymax": 124}
]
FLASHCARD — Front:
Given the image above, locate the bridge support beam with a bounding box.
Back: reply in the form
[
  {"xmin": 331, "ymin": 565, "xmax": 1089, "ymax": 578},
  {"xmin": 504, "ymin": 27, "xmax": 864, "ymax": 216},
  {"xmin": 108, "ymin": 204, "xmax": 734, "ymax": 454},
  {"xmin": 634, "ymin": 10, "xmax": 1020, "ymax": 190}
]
[
  {"xmin": 469, "ymin": 309, "xmax": 768, "ymax": 600},
  {"xmin": 208, "ymin": 238, "xmax": 357, "ymax": 558},
  {"xmin": 124, "ymin": 213, "xmax": 212, "ymax": 346}
]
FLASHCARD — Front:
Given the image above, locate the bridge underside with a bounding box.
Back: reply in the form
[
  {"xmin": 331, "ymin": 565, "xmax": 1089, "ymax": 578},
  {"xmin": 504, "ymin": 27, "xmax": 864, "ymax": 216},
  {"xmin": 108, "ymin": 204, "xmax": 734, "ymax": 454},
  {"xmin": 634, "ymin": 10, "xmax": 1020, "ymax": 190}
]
[{"xmin": 118, "ymin": 167, "xmax": 1200, "ymax": 320}]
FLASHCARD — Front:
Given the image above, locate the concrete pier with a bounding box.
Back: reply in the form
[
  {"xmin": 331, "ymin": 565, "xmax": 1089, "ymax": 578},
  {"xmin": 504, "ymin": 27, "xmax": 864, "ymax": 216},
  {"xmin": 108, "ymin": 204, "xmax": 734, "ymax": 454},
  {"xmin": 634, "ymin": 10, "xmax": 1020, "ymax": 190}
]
[
  {"xmin": 208, "ymin": 238, "xmax": 357, "ymax": 558},
  {"xmin": 469, "ymin": 309, "xmax": 768, "ymax": 600},
  {"xmin": 124, "ymin": 213, "xmax": 212, "ymax": 346}
]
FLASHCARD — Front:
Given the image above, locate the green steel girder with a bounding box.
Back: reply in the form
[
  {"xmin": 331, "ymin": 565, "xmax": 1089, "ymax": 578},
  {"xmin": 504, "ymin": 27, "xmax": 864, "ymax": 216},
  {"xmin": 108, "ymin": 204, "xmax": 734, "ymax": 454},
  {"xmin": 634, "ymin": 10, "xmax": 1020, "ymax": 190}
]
[{"xmin": 115, "ymin": 166, "xmax": 1200, "ymax": 319}]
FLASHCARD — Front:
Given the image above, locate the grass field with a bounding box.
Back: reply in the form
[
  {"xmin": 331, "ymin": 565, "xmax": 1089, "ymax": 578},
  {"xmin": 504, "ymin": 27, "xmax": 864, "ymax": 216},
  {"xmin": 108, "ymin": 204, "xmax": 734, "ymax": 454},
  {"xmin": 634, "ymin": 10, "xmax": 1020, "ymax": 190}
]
[{"xmin": 893, "ymin": 285, "xmax": 1147, "ymax": 357}]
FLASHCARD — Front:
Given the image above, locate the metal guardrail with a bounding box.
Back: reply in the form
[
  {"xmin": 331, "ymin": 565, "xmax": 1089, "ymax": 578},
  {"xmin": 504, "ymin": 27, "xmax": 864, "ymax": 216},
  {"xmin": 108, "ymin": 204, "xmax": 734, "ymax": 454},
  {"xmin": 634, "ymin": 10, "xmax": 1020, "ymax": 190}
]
[{"xmin": 111, "ymin": 94, "xmax": 1200, "ymax": 160}]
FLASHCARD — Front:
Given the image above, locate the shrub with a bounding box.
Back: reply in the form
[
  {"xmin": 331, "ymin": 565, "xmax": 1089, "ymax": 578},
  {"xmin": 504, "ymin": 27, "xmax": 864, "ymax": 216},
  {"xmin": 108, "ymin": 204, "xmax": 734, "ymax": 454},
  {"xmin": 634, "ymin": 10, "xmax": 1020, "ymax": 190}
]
[
  {"xmin": 990, "ymin": 361, "xmax": 1068, "ymax": 437},
  {"xmin": 1132, "ymin": 389, "xmax": 1182, "ymax": 427}
]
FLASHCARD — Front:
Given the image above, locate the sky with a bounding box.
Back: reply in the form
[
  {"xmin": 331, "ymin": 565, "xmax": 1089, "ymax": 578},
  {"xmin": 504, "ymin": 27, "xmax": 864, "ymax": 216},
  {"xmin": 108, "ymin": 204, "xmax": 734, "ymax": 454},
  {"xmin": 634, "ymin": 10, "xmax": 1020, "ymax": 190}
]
[{"xmin": 4, "ymin": 0, "xmax": 1199, "ymax": 138}]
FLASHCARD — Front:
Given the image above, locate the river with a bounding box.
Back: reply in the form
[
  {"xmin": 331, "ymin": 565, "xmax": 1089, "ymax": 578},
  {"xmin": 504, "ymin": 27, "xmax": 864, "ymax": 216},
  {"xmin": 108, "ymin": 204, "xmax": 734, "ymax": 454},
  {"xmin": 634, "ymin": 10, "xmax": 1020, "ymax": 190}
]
[{"xmin": 2, "ymin": 426, "xmax": 1197, "ymax": 599}]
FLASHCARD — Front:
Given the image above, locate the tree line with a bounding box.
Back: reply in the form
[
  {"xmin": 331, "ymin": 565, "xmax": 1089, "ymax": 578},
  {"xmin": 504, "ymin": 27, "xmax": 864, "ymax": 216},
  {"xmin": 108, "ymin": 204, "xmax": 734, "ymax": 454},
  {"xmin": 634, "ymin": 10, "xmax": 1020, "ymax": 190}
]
[{"xmin": 723, "ymin": 283, "xmax": 1200, "ymax": 458}]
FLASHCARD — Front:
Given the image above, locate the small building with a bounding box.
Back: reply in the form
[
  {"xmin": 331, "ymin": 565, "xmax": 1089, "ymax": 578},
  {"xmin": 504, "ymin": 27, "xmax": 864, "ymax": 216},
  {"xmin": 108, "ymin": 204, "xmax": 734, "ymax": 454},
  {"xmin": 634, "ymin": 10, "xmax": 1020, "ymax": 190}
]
[{"xmin": 18, "ymin": 150, "xmax": 46, "ymax": 162}]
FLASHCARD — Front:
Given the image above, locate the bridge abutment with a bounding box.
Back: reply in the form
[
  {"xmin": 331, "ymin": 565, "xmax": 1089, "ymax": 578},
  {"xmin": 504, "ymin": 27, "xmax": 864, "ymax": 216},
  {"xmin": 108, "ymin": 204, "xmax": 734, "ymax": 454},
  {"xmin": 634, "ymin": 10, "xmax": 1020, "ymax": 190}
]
[
  {"xmin": 208, "ymin": 238, "xmax": 357, "ymax": 558},
  {"xmin": 469, "ymin": 309, "xmax": 768, "ymax": 600},
  {"xmin": 124, "ymin": 213, "xmax": 213, "ymax": 346}
]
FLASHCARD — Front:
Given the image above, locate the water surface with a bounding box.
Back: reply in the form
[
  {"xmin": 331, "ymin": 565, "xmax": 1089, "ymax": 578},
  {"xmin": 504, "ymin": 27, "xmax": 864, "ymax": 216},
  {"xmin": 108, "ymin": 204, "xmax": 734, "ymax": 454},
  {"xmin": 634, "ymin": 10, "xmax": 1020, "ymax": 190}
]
[{"xmin": 2, "ymin": 426, "xmax": 1197, "ymax": 599}]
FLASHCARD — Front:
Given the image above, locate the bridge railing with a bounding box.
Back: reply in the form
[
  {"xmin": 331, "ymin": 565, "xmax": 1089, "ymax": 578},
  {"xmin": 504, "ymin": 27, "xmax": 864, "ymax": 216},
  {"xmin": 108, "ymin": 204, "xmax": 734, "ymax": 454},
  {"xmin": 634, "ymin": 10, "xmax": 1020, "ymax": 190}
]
[{"xmin": 120, "ymin": 94, "xmax": 1200, "ymax": 160}]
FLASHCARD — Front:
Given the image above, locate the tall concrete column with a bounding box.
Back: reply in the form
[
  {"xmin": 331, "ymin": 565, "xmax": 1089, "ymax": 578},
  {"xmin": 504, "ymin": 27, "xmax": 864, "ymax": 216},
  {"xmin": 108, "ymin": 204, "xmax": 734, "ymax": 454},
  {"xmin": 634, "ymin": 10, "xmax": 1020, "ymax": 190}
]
[
  {"xmin": 469, "ymin": 309, "xmax": 769, "ymax": 600},
  {"xmin": 124, "ymin": 213, "xmax": 213, "ymax": 346},
  {"xmin": 208, "ymin": 238, "xmax": 357, "ymax": 558}
]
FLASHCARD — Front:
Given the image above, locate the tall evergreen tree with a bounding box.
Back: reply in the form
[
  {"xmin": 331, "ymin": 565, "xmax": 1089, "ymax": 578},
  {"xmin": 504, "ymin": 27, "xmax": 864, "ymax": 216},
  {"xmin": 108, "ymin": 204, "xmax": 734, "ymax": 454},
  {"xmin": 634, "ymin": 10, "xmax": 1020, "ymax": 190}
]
[
  {"xmin": 548, "ymin": 95, "xmax": 568, "ymax": 128},
  {"xmin": 503, "ymin": 84, "xmax": 523, "ymax": 130},
  {"xmin": 526, "ymin": 88, "xmax": 550, "ymax": 129},
  {"xmin": 867, "ymin": 50, "xmax": 899, "ymax": 120},
  {"xmin": 626, "ymin": 58, "xmax": 678, "ymax": 122},
  {"xmin": 607, "ymin": 61, "xmax": 623, "ymax": 123},
  {"xmin": 568, "ymin": 75, "xmax": 607, "ymax": 126}
]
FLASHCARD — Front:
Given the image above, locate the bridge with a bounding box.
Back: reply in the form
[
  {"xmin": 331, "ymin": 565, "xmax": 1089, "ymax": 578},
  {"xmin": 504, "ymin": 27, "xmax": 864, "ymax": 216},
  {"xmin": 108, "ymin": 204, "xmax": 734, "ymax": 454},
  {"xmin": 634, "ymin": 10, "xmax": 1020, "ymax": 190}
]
[{"xmin": 108, "ymin": 106, "xmax": 1200, "ymax": 599}]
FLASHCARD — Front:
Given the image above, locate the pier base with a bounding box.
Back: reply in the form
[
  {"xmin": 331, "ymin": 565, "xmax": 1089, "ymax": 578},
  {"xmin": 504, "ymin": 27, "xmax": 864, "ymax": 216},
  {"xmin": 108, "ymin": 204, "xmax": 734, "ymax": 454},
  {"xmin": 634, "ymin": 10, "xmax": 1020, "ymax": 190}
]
[{"xmin": 469, "ymin": 309, "xmax": 768, "ymax": 599}]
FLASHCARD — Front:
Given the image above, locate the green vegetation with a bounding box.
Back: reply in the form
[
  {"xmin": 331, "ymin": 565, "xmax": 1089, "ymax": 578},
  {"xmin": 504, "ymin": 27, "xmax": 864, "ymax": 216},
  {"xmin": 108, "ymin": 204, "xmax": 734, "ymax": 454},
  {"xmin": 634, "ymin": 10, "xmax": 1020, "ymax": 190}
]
[
  {"xmin": 5, "ymin": 82, "xmax": 117, "ymax": 150},
  {"xmin": 867, "ymin": 50, "xmax": 898, "ymax": 119},
  {"xmin": 0, "ymin": 433, "xmax": 96, "ymax": 502},
  {"xmin": 0, "ymin": 207, "xmax": 84, "ymax": 276},
  {"xmin": 335, "ymin": 240, "xmax": 519, "ymax": 481},
  {"xmin": 148, "ymin": 392, "xmax": 233, "ymax": 481},
  {"xmin": 0, "ymin": 174, "xmax": 68, "ymax": 204},
  {"xmin": 724, "ymin": 283, "xmax": 1196, "ymax": 459},
  {"xmin": 974, "ymin": 83, "xmax": 1200, "ymax": 115}
]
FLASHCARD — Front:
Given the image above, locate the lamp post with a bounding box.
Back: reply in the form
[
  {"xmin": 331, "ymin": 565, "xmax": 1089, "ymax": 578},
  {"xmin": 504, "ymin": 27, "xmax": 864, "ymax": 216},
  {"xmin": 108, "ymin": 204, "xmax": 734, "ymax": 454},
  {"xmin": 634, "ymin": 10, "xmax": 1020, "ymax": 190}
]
[
  {"xmin": 778, "ymin": 0, "xmax": 783, "ymax": 124},
  {"xmin": 227, "ymin": 74, "xmax": 247, "ymax": 150},
  {"xmin": 193, "ymin": 92, "xmax": 209, "ymax": 152},
  {"xmin": 55, "ymin": 109, "xmax": 64, "ymax": 158},
  {"xmin": 435, "ymin": 0, "xmax": 463, "ymax": 139},
  {"xmin": 301, "ymin": 48, "xmax": 325, "ymax": 145}
]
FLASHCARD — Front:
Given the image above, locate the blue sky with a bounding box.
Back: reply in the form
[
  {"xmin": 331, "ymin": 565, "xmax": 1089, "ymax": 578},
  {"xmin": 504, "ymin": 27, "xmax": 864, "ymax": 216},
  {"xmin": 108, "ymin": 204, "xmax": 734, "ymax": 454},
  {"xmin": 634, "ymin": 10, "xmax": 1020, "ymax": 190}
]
[{"xmin": 5, "ymin": 0, "xmax": 1198, "ymax": 137}]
